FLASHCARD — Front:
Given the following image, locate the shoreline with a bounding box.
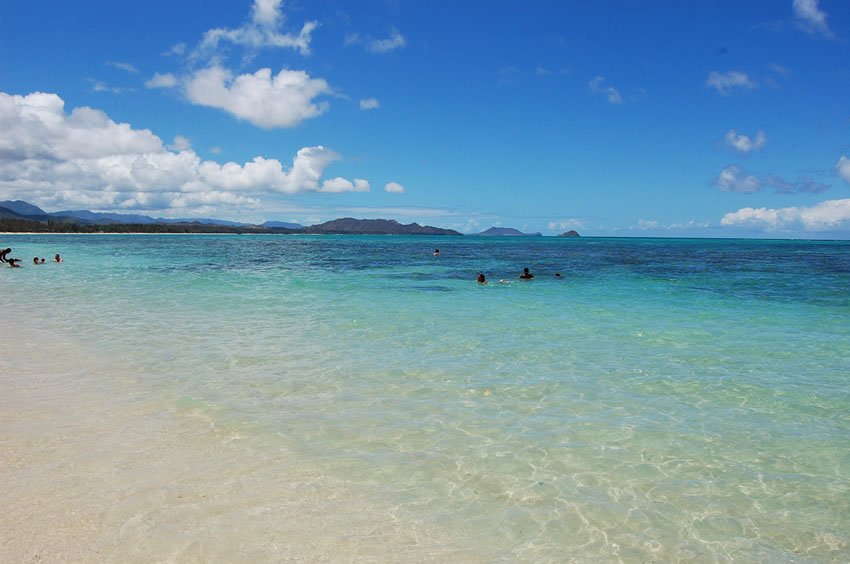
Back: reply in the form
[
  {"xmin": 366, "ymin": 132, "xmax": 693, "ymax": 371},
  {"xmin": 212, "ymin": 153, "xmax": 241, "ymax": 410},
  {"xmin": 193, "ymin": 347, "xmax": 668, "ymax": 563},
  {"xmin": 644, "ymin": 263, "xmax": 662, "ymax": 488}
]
[{"xmin": 0, "ymin": 318, "xmax": 479, "ymax": 562}]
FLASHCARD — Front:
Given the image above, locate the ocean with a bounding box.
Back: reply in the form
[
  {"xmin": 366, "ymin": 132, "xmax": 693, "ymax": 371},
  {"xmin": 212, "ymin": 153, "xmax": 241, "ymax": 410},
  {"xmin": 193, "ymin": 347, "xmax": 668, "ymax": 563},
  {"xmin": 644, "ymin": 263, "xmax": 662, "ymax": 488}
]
[{"xmin": 2, "ymin": 234, "xmax": 849, "ymax": 561}]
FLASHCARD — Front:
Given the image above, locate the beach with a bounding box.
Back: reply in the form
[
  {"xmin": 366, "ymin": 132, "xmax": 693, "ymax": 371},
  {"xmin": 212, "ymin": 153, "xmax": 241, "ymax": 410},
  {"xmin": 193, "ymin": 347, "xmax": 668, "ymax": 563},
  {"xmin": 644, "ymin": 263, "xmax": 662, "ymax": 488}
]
[{"xmin": 2, "ymin": 234, "xmax": 849, "ymax": 561}]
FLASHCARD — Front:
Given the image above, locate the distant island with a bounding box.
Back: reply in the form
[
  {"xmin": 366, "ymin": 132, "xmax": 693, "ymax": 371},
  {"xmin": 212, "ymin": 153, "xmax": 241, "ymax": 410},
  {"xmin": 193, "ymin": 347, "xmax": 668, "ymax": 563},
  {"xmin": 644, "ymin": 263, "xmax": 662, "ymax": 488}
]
[
  {"xmin": 557, "ymin": 230, "xmax": 581, "ymax": 237},
  {"xmin": 0, "ymin": 200, "xmax": 461, "ymax": 236},
  {"xmin": 476, "ymin": 227, "xmax": 542, "ymax": 237}
]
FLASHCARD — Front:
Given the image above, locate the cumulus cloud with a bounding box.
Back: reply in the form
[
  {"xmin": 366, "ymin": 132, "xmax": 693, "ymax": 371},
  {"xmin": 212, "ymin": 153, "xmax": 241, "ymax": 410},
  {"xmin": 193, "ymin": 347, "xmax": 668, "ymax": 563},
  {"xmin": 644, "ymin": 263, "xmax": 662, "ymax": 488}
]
[
  {"xmin": 706, "ymin": 71, "xmax": 756, "ymax": 96},
  {"xmin": 725, "ymin": 129, "xmax": 766, "ymax": 153},
  {"xmin": 793, "ymin": 0, "xmax": 833, "ymax": 37},
  {"xmin": 183, "ymin": 66, "xmax": 330, "ymax": 128},
  {"xmin": 588, "ymin": 76, "xmax": 623, "ymax": 104},
  {"xmin": 169, "ymin": 135, "xmax": 192, "ymax": 152},
  {"xmin": 384, "ymin": 181, "xmax": 405, "ymax": 193},
  {"xmin": 0, "ymin": 91, "xmax": 368, "ymax": 214},
  {"xmin": 192, "ymin": 0, "xmax": 317, "ymax": 60},
  {"xmin": 837, "ymin": 156, "xmax": 850, "ymax": 184},
  {"xmin": 359, "ymin": 98, "xmax": 380, "ymax": 110},
  {"xmin": 721, "ymin": 199, "xmax": 850, "ymax": 231},
  {"xmin": 319, "ymin": 177, "xmax": 370, "ymax": 193},
  {"xmin": 145, "ymin": 72, "xmax": 179, "ymax": 89},
  {"xmin": 715, "ymin": 165, "xmax": 761, "ymax": 193},
  {"xmin": 345, "ymin": 29, "xmax": 407, "ymax": 54}
]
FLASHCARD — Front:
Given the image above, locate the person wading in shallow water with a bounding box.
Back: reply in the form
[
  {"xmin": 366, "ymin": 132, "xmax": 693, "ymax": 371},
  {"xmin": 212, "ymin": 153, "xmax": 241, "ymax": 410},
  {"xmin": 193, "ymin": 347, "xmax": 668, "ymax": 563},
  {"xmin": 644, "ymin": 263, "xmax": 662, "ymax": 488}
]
[
  {"xmin": 0, "ymin": 248, "xmax": 11, "ymax": 263},
  {"xmin": 519, "ymin": 267, "xmax": 534, "ymax": 280}
]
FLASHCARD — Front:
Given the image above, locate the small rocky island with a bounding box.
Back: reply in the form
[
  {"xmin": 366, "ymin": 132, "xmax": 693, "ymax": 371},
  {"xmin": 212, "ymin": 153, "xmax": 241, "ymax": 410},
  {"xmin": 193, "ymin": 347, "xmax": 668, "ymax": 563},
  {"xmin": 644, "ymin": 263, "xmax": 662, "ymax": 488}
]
[{"xmin": 557, "ymin": 230, "xmax": 581, "ymax": 237}]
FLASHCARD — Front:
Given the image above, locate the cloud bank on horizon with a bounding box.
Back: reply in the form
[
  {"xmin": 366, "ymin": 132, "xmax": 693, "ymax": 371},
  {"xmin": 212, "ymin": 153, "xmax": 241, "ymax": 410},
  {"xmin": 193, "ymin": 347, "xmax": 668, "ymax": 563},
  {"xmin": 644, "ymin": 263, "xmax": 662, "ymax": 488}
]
[{"xmin": 0, "ymin": 0, "xmax": 849, "ymax": 235}]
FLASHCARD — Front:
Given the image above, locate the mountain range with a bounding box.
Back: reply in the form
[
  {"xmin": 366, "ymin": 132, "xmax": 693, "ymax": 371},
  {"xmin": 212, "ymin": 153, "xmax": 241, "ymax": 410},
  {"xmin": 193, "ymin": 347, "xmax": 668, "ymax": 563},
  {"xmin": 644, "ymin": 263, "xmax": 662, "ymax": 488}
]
[
  {"xmin": 0, "ymin": 200, "xmax": 462, "ymax": 236},
  {"xmin": 1, "ymin": 200, "xmax": 579, "ymax": 237}
]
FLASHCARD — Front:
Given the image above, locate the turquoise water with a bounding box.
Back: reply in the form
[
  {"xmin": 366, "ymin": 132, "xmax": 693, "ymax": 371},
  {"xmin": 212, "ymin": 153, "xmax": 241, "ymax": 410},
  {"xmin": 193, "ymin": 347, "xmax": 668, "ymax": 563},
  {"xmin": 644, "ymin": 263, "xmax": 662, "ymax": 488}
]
[{"xmin": 3, "ymin": 235, "xmax": 850, "ymax": 560}]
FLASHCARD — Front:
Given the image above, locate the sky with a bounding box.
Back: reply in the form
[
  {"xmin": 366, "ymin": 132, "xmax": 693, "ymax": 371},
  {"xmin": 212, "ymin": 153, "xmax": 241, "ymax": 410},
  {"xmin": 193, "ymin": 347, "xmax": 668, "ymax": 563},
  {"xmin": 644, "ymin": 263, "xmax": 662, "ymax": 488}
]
[{"xmin": 1, "ymin": 0, "xmax": 849, "ymax": 237}]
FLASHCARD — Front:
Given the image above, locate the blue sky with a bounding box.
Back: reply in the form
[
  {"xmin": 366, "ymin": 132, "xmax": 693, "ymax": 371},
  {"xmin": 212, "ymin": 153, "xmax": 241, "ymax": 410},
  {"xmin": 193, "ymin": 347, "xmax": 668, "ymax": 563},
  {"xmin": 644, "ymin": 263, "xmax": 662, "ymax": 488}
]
[{"xmin": 1, "ymin": 0, "xmax": 849, "ymax": 237}]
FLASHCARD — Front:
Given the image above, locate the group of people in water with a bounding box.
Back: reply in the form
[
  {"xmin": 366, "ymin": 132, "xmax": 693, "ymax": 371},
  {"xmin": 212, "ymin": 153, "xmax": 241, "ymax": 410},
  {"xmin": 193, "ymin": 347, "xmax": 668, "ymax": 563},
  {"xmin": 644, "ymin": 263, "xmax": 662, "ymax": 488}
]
[
  {"xmin": 1, "ymin": 247, "xmax": 62, "ymax": 268},
  {"xmin": 432, "ymin": 249, "xmax": 561, "ymax": 285},
  {"xmin": 476, "ymin": 267, "xmax": 561, "ymax": 285}
]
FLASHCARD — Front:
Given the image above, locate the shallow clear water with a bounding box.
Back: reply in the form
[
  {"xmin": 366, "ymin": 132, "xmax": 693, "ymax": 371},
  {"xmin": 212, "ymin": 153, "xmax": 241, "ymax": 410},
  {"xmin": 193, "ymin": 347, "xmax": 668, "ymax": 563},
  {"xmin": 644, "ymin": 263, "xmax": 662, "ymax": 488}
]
[{"xmin": 2, "ymin": 234, "xmax": 849, "ymax": 560}]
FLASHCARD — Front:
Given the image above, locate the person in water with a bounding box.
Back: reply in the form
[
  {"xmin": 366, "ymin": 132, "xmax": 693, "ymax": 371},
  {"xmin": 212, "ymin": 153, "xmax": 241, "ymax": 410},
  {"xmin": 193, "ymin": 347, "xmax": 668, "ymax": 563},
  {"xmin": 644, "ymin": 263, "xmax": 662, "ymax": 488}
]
[
  {"xmin": 0, "ymin": 248, "xmax": 11, "ymax": 263},
  {"xmin": 433, "ymin": 249, "xmax": 441, "ymax": 256},
  {"xmin": 40, "ymin": 258, "xmax": 46, "ymax": 264},
  {"xmin": 54, "ymin": 253, "xmax": 63, "ymax": 262},
  {"xmin": 7, "ymin": 258, "xmax": 21, "ymax": 267},
  {"xmin": 33, "ymin": 257, "xmax": 40, "ymax": 265},
  {"xmin": 477, "ymin": 273, "xmax": 487, "ymax": 284},
  {"xmin": 519, "ymin": 267, "xmax": 534, "ymax": 280},
  {"xmin": 555, "ymin": 272, "xmax": 562, "ymax": 278}
]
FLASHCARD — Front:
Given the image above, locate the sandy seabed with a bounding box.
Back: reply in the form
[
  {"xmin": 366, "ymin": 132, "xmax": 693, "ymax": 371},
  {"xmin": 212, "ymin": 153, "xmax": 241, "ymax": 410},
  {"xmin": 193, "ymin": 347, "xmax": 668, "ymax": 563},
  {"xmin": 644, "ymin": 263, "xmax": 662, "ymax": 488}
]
[{"xmin": 0, "ymin": 322, "xmax": 480, "ymax": 563}]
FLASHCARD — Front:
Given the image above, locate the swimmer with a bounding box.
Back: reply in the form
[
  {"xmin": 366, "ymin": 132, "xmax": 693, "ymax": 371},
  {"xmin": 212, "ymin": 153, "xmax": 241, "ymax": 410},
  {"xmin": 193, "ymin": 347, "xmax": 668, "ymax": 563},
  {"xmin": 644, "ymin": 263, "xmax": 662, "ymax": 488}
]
[
  {"xmin": 555, "ymin": 272, "xmax": 562, "ymax": 278},
  {"xmin": 33, "ymin": 257, "xmax": 40, "ymax": 265},
  {"xmin": 433, "ymin": 249, "xmax": 440, "ymax": 256},
  {"xmin": 0, "ymin": 248, "xmax": 11, "ymax": 263},
  {"xmin": 40, "ymin": 258, "xmax": 46, "ymax": 264},
  {"xmin": 8, "ymin": 258, "xmax": 21, "ymax": 268},
  {"xmin": 54, "ymin": 253, "xmax": 63, "ymax": 263},
  {"xmin": 519, "ymin": 267, "xmax": 534, "ymax": 280},
  {"xmin": 477, "ymin": 273, "xmax": 487, "ymax": 284}
]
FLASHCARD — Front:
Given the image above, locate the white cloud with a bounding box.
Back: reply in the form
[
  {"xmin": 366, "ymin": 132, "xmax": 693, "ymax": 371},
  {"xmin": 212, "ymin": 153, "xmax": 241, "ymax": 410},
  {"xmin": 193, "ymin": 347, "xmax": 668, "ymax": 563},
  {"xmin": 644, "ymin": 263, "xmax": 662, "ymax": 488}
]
[
  {"xmin": 183, "ymin": 66, "xmax": 330, "ymax": 129},
  {"xmin": 318, "ymin": 177, "xmax": 370, "ymax": 193},
  {"xmin": 107, "ymin": 61, "xmax": 138, "ymax": 74},
  {"xmin": 714, "ymin": 165, "xmax": 828, "ymax": 194},
  {"xmin": 210, "ymin": 146, "xmax": 223, "ymax": 155},
  {"xmin": 721, "ymin": 199, "xmax": 850, "ymax": 231},
  {"xmin": 715, "ymin": 165, "xmax": 761, "ymax": 193},
  {"xmin": 637, "ymin": 219, "xmax": 659, "ymax": 229},
  {"xmin": 706, "ymin": 71, "xmax": 756, "ymax": 96},
  {"xmin": 548, "ymin": 219, "xmax": 584, "ymax": 231},
  {"xmin": 368, "ymin": 29, "xmax": 407, "ymax": 54},
  {"xmin": 346, "ymin": 29, "xmax": 407, "ymax": 54},
  {"xmin": 763, "ymin": 175, "xmax": 828, "ymax": 194},
  {"xmin": 0, "ymin": 91, "xmax": 367, "ymax": 214},
  {"xmin": 837, "ymin": 156, "xmax": 850, "ymax": 184},
  {"xmin": 588, "ymin": 76, "xmax": 623, "ymax": 104},
  {"xmin": 768, "ymin": 63, "xmax": 790, "ymax": 78},
  {"xmin": 88, "ymin": 80, "xmax": 133, "ymax": 94},
  {"xmin": 359, "ymin": 98, "xmax": 380, "ymax": 110},
  {"xmin": 163, "ymin": 43, "xmax": 186, "ymax": 57},
  {"xmin": 169, "ymin": 135, "xmax": 192, "ymax": 152},
  {"xmin": 384, "ymin": 181, "xmax": 405, "ymax": 193},
  {"xmin": 192, "ymin": 0, "xmax": 317, "ymax": 60},
  {"xmin": 793, "ymin": 0, "xmax": 833, "ymax": 38},
  {"xmin": 725, "ymin": 129, "xmax": 767, "ymax": 153},
  {"xmin": 145, "ymin": 72, "xmax": 179, "ymax": 89}
]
